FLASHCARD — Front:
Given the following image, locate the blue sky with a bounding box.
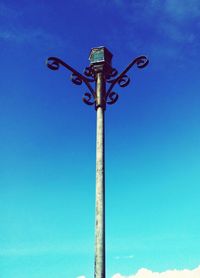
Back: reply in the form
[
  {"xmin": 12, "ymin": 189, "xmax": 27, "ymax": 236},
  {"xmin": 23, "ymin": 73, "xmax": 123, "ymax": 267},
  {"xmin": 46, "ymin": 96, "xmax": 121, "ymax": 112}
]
[{"xmin": 0, "ymin": 0, "xmax": 200, "ymax": 278}]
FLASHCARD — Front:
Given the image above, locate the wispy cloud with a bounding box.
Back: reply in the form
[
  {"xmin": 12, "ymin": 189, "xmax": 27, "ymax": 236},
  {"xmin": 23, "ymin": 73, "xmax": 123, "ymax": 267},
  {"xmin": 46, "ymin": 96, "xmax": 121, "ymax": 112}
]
[
  {"xmin": 0, "ymin": 2, "xmax": 22, "ymax": 18},
  {"xmin": 100, "ymin": 0, "xmax": 200, "ymax": 65},
  {"xmin": 0, "ymin": 27, "xmax": 64, "ymax": 48},
  {"xmin": 157, "ymin": 0, "xmax": 199, "ymax": 46},
  {"xmin": 0, "ymin": 2, "xmax": 64, "ymax": 49},
  {"xmin": 112, "ymin": 265, "xmax": 200, "ymax": 278},
  {"xmin": 164, "ymin": 0, "xmax": 200, "ymax": 21},
  {"xmin": 0, "ymin": 241, "xmax": 91, "ymax": 257},
  {"xmin": 77, "ymin": 266, "xmax": 200, "ymax": 278},
  {"xmin": 111, "ymin": 0, "xmax": 200, "ymax": 22},
  {"xmin": 124, "ymin": 0, "xmax": 199, "ymax": 42},
  {"xmin": 0, "ymin": 245, "xmax": 69, "ymax": 257},
  {"xmin": 114, "ymin": 255, "xmax": 134, "ymax": 260}
]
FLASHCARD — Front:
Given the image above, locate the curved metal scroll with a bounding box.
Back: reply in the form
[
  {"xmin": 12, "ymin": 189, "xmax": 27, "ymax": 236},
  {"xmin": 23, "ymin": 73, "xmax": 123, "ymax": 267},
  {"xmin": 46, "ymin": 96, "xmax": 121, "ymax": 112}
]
[
  {"xmin": 46, "ymin": 57, "xmax": 96, "ymax": 101},
  {"xmin": 83, "ymin": 67, "xmax": 95, "ymax": 81},
  {"xmin": 106, "ymin": 92, "xmax": 119, "ymax": 105},
  {"xmin": 106, "ymin": 68, "xmax": 118, "ymax": 80},
  {"xmin": 83, "ymin": 92, "xmax": 96, "ymax": 105},
  {"xmin": 106, "ymin": 56, "xmax": 149, "ymax": 99},
  {"xmin": 46, "ymin": 55, "xmax": 148, "ymax": 108}
]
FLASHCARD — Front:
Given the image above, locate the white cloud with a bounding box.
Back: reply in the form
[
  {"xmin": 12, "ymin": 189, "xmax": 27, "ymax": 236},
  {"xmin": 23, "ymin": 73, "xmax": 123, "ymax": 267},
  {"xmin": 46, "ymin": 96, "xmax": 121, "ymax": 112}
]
[
  {"xmin": 0, "ymin": 2, "xmax": 22, "ymax": 18},
  {"xmin": 157, "ymin": 0, "xmax": 199, "ymax": 44},
  {"xmin": 164, "ymin": 0, "xmax": 200, "ymax": 20},
  {"xmin": 0, "ymin": 2, "xmax": 64, "ymax": 49},
  {"xmin": 108, "ymin": 0, "xmax": 199, "ymax": 41},
  {"xmin": 111, "ymin": 0, "xmax": 200, "ymax": 21},
  {"xmin": 112, "ymin": 265, "xmax": 200, "ymax": 278},
  {"xmin": 0, "ymin": 241, "xmax": 91, "ymax": 257},
  {"xmin": 0, "ymin": 27, "xmax": 65, "ymax": 49},
  {"xmin": 114, "ymin": 255, "xmax": 134, "ymax": 260},
  {"xmin": 0, "ymin": 245, "xmax": 69, "ymax": 257},
  {"xmin": 102, "ymin": 0, "xmax": 199, "ymax": 66}
]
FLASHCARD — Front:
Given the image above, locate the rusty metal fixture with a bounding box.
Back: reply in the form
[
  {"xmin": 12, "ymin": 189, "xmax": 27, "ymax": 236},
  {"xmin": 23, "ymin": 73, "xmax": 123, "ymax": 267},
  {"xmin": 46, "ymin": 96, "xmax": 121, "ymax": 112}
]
[
  {"xmin": 46, "ymin": 54, "xmax": 149, "ymax": 110},
  {"xmin": 46, "ymin": 47, "xmax": 148, "ymax": 278}
]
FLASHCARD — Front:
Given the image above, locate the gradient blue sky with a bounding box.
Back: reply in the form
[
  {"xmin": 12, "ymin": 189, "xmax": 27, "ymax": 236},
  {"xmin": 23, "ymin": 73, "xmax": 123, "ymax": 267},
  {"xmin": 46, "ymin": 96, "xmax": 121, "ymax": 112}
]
[{"xmin": 0, "ymin": 1, "xmax": 200, "ymax": 278}]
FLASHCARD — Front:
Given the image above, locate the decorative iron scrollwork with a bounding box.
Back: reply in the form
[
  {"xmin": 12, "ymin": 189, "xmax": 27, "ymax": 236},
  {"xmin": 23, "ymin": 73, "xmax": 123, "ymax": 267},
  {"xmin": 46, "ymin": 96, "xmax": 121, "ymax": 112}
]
[
  {"xmin": 46, "ymin": 54, "xmax": 149, "ymax": 108},
  {"xmin": 46, "ymin": 57, "xmax": 96, "ymax": 102},
  {"xmin": 71, "ymin": 73, "xmax": 82, "ymax": 85},
  {"xmin": 84, "ymin": 67, "xmax": 95, "ymax": 80},
  {"xmin": 107, "ymin": 92, "xmax": 119, "ymax": 105},
  {"xmin": 46, "ymin": 58, "xmax": 60, "ymax": 70},
  {"xmin": 107, "ymin": 68, "xmax": 118, "ymax": 80},
  {"xmin": 134, "ymin": 56, "xmax": 149, "ymax": 68},
  {"xmin": 118, "ymin": 75, "xmax": 130, "ymax": 88},
  {"xmin": 106, "ymin": 55, "xmax": 149, "ymax": 100},
  {"xmin": 83, "ymin": 92, "xmax": 96, "ymax": 106}
]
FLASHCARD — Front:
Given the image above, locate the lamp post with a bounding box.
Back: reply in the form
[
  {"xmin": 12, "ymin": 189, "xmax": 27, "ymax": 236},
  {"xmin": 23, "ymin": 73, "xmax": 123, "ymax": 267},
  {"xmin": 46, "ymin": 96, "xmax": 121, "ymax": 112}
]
[{"xmin": 46, "ymin": 46, "xmax": 148, "ymax": 278}]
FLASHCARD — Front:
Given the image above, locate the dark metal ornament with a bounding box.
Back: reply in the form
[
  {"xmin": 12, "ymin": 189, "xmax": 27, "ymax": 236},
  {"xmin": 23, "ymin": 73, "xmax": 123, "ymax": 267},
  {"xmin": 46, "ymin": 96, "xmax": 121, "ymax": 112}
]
[{"xmin": 46, "ymin": 55, "xmax": 149, "ymax": 108}]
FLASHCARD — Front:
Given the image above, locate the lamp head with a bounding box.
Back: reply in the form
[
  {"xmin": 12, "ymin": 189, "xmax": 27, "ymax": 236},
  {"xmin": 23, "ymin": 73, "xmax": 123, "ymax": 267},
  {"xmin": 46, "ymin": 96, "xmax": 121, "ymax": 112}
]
[{"xmin": 89, "ymin": 46, "xmax": 113, "ymax": 73}]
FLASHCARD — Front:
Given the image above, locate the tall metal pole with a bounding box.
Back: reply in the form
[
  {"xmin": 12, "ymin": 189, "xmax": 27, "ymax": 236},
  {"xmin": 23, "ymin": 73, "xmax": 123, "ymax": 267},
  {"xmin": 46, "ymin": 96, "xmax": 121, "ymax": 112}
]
[
  {"xmin": 95, "ymin": 71, "xmax": 106, "ymax": 278},
  {"xmin": 46, "ymin": 47, "xmax": 148, "ymax": 278}
]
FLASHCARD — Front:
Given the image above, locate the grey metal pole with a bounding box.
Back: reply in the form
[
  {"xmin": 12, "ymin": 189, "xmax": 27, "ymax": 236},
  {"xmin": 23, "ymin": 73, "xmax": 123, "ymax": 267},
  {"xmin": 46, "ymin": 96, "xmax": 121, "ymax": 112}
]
[
  {"xmin": 46, "ymin": 48, "xmax": 148, "ymax": 278},
  {"xmin": 95, "ymin": 71, "xmax": 106, "ymax": 278}
]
